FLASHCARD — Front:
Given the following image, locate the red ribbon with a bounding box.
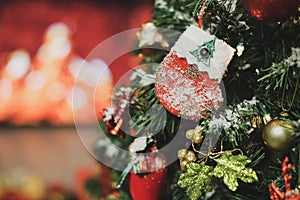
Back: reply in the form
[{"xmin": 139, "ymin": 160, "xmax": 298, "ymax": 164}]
[{"xmin": 198, "ymin": 0, "xmax": 208, "ymax": 28}]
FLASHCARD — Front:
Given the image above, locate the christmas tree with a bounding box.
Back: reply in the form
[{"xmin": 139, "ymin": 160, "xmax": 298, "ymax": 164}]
[{"xmin": 84, "ymin": 0, "xmax": 300, "ymax": 199}]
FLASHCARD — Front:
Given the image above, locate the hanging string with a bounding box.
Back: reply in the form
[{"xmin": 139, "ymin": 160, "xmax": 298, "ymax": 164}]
[
  {"xmin": 198, "ymin": 0, "xmax": 209, "ymax": 28},
  {"xmin": 192, "ymin": 137, "xmax": 244, "ymax": 163},
  {"xmin": 280, "ymin": 65, "xmax": 300, "ymax": 117}
]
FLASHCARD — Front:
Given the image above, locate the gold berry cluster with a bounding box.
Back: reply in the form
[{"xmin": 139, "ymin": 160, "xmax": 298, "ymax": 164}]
[
  {"xmin": 178, "ymin": 149, "xmax": 196, "ymax": 170},
  {"xmin": 177, "ymin": 126, "xmax": 204, "ymax": 170},
  {"xmin": 185, "ymin": 126, "xmax": 203, "ymax": 144}
]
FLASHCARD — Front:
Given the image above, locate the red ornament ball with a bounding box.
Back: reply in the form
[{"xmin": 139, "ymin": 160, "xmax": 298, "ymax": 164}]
[
  {"xmin": 242, "ymin": 0, "xmax": 299, "ymax": 22},
  {"xmin": 155, "ymin": 52, "xmax": 223, "ymax": 121},
  {"xmin": 129, "ymin": 151, "xmax": 168, "ymax": 200}
]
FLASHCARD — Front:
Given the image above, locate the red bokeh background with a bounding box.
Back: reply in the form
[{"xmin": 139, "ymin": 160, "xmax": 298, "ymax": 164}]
[
  {"xmin": 0, "ymin": 1, "xmax": 153, "ymax": 199},
  {"xmin": 0, "ymin": 0, "xmax": 153, "ymax": 125}
]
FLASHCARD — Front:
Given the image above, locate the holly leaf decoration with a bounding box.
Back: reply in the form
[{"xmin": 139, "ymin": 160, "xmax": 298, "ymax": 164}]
[
  {"xmin": 211, "ymin": 151, "xmax": 258, "ymax": 191},
  {"xmin": 177, "ymin": 162, "xmax": 213, "ymax": 200}
]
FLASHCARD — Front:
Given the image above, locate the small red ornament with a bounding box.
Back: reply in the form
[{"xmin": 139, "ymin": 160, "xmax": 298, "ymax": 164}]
[
  {"xmin": 242, "ymin": 0, "xmax": 299, "ymax": 22},
  {"xmin": 155, "ymin": 52, "xmax": 223, "ymax": 120},
  {"xmin": 129, "ymin": 148, "xmax": 168, "ymax": 200}
]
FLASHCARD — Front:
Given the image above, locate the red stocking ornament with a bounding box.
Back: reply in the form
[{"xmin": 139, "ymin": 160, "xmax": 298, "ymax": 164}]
[{"xmin": 155, "ymin": 25, "xmax": 235, "ymax": 120}]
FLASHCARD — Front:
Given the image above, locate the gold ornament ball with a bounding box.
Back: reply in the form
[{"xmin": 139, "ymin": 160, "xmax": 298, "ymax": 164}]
[
  {"xmin": 185, "ymin": 151, "xmax": 197, "ymax": 162},
  {"xmin": 178, "ymin": 149, "xmax": 188, "ymax": 160},
  {"xmin": 185, "ymin": 129, "xmax": 195, "ymax": 140},
  {"xmin": 262, "ymin": 119, "xmax": 295, "ymax": 152}
]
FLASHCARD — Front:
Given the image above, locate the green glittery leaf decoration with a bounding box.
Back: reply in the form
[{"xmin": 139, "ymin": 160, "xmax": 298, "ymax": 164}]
[
  {"xmin": 177, "ymin": 162, "xmax": 213, "ymax": 200},
  {"xmin": 211, "ymin": 151, "xmax": 258, "ymax": 191}
]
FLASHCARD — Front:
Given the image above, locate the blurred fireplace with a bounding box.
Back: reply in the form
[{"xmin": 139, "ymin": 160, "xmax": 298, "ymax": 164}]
[
  {"xmin": 0, "ymin": 1, "xmax": 152, "ymax": 198},
  {"xmin": 0, "ymin": 0, "xmax": 152, "ymax": 126}
]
